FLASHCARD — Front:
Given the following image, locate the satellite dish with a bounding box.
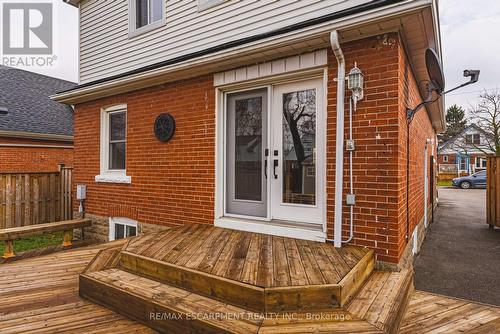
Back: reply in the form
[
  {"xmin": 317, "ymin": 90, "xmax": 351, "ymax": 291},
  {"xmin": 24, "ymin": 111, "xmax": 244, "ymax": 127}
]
[{"xmin": 425, "ymin": 48, "xmax": 445, "ymax": 94}]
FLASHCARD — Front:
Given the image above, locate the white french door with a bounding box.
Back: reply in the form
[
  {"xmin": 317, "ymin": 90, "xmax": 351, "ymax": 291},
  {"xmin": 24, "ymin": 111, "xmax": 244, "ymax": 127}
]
[{"xmin": 224, "ymin": 78, "xmax": 325, "ymax": 225}]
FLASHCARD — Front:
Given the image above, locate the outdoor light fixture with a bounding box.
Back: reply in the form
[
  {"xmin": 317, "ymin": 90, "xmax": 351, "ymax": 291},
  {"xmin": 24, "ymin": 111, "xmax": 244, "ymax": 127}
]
[{"xmin": 347, "ymin": 62, "xmax": 364, "ymax": 102}]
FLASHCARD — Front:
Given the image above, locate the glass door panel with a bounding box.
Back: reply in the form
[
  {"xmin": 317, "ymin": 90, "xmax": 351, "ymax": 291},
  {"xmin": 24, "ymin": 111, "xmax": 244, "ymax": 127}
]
[
  {"xmin": 282, "ymin": 89, "xmax": 316, "ymax": 206},
  {"xmin": 225, "ymin": 89, "xmax": 268, "ymax": 217}
]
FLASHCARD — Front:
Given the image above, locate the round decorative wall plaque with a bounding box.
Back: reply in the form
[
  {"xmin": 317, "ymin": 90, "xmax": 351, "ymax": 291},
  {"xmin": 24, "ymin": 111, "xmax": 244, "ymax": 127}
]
[{"xmin": 154, "ymin": 113, "xmax": 176, "ymax": 142}]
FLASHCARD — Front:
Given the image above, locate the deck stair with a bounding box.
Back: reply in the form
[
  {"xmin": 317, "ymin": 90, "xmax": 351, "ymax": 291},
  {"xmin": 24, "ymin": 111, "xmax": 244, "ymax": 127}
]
[{"xmin": 79, "ymin": 224, "xmax": 413, "ymax": 333}]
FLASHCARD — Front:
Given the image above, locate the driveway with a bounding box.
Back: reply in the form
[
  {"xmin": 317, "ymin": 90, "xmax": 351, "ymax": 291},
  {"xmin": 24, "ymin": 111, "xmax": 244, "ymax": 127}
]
[{"xmin": 414, "ymin": 187, "xmax": 500, "ymax": 306}]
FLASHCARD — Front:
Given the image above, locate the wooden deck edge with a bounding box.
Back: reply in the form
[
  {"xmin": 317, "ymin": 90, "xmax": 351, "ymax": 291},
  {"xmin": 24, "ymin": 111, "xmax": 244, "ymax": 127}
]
[
  {"xmin": 264, "ymin": 284, "xmax": 341, "ymax": 312},
  {"xmin": 338, "ymin": 249, "xmax": 376, "ymax": 307},
  {"xmin": 81, "ymin": 241, "xmax": 129, "ymax": 274},
  {"xmin": 413, "ymin": 290, "xmax": 500, "ymax": 309},
  {"xmin": 370, "ymin": 269, "xmax": 414, "ymax": 334},
  {"xmin": 118, "ymin": 250, "xmax": 266, "ymax": 312},
  {"xmin": 79, "ymin": 273, "xmax": 247, "ymax": 334}
]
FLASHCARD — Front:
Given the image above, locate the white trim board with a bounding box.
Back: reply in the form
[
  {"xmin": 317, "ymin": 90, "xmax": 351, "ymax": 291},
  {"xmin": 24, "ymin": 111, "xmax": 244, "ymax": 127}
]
[
  {"xmin": 213, "ymin": 50, "xmax": 327, "ymax": 87},
  {"xmin": 215, "ymin": 217, "xmax": 326, "ymax": 242}
]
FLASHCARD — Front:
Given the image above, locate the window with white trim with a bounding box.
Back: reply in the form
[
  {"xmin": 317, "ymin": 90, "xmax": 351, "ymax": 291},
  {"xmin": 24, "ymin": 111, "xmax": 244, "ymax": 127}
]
[
  {"xmin": 95, "ymin": 105, "xmax": 131, "ymax": 183},
  {"xmin": 465, "ymin": 133, "xmax": 481, "ymax": 145},
  {"xmin": 129, "ymin": 0, "xmax": 164, "ymax": 36},
  {"xmin": 109, "ymin": 217, "xmax": 138, "ymax": 241},
  {"xmin": 476, "ymin": 157, "xmax": 487, "ymax": 168},
  {"xmin": 443, "ymin": 155, "xmax": 448, "ymax": 163}
]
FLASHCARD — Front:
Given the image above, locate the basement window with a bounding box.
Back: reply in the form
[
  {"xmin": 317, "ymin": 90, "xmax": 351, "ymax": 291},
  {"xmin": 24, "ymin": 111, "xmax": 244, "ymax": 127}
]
[
  {"xmin": 109, "ymin": 217, "xmax": 138, "ymax": 241},
  {"xmin": 129, "ymin": 0, "xmax": 164, "ymax": 37}
]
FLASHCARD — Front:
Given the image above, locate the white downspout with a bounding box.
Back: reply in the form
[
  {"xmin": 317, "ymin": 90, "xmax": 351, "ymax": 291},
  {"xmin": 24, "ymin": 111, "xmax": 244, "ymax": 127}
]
[{"xmin": 331, "ymin": 31, "xmax": 345, "ymax": 248}]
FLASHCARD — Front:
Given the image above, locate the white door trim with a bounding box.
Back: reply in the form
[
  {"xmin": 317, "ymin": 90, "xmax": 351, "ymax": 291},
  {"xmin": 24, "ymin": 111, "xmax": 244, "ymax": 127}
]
[{"xmin": 214, "ymin": 70, "xmax": 328, "ymax": 240}]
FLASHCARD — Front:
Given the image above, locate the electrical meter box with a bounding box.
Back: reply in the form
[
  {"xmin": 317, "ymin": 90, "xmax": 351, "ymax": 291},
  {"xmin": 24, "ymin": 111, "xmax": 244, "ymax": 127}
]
[{"xmin": 76, "ymin": 185, "xmax": 87, "ymax": 200}]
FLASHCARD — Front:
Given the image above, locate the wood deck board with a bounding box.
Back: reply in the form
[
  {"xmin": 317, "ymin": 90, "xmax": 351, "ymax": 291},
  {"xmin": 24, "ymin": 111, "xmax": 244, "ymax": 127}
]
[
  {"xmin": 126, "ymin": 225, "xmax": 366, "ymax": 287},
  {"xmin": 0, "ymin": 234, "xmax": 498, "ymax": 333},
  {"xmin": 400, "ymin": 291, "xmax": 500, "ymax": 334},
  {"xmin": 0, "ymin": 243, "xmax": 156, "ymax": 333}
]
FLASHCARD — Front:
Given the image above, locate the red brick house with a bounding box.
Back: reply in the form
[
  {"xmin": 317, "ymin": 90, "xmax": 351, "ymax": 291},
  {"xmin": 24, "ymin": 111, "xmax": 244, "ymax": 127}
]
[
  {"xmin": 56, "ymin": 0, "xmax": 442, "ymax": 268},
  {"xmin": 0, "ymin": 66, "xmax": 75, "ymax": 173}
]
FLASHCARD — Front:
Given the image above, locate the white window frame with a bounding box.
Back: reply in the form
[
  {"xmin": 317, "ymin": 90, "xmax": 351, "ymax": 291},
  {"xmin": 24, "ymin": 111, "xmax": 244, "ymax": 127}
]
[
  {"xmin": 109, "ymin": 217, "xmax": 138, "ymax": 241},
  {"xmin": 128, "ymin": 0, "xmax": 165, "ymax": 38},
  {"xmin": 476, "ymin": 157, "xmax": 487, "ymax": 168},
  {"xmin": 95, "ymin": 104, "xmax": 131, "ymax": 184},
  {"xmin": 443, "ymin": 155, "xmax": 448, "ymax": 163}
]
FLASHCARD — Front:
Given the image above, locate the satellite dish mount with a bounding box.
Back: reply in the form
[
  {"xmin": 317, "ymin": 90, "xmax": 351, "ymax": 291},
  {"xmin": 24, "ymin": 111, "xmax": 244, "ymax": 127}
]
[{"xmin": 406, "ymin": 48, "xmax": 480, "ymax": 121}]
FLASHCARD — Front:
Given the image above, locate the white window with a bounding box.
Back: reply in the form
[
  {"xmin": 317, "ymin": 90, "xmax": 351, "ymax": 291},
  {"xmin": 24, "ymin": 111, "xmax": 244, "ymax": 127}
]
[
  {"xmin": 443, "ymin": 155, "xmax": 448, "ymax": 163},
  {"xmin": 129, "ymin": 0, "xmax": 164, "ymax": 37},
  {"xmin": 465, "ymin": 133, "xmax": 480, "ymax": 145},
  {"xmin": 109, "ymin": 217, "xmax": 138, "ymax": 241},
  {"xmin": 198, "ymin": 0, "xmax": 227, "ymax": 11},
  {"xmin": 476, "ymin": 157, "xmax": 487, "ymax": 168},
  {"xmin": 95, "ymin": 105, "xmax": 131, "ymax": 183}
]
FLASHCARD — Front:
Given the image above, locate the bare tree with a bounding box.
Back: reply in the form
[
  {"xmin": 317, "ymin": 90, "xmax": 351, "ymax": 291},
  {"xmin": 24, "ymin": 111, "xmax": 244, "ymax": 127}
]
[{"xmin": 467, "ymin": 91, "xmax": 500, "ymax": 155}]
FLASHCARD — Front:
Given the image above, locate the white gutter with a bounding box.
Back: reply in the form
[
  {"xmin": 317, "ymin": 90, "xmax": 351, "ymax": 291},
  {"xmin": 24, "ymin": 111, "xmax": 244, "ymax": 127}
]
[
  {"xmin": 0, "ymin": 130, "xmax": 73, "ymax": 142},
  {"xmin": 330, "ymin": 30, "xmax": 345, "ymax": 248}
]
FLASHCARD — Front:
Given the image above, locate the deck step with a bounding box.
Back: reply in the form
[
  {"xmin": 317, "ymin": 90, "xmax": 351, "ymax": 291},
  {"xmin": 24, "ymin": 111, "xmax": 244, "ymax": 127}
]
[
  {"xmin": 80, "ymin": 268, "xmax": 263, "ymax": 334},
  {"xmin": 79, "ymin": 267, "xmax": 413, "ymax": 334},
  {"xmin": 114, "ymin": 250, "xmax": 374, "ymax": 312}
]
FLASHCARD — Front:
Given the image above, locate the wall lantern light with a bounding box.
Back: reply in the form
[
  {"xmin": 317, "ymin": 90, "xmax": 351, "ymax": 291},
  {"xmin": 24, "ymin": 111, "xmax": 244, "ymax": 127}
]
[{"xmin": 347, "ymin": 62, "xmax": 364, "ymax": 102}]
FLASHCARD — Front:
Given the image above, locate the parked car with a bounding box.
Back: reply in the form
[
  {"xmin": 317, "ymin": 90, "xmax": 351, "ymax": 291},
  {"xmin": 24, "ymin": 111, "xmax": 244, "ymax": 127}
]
[{"xmin": 452, "ymin": 171, "xmax": 487, "ymax": 189}]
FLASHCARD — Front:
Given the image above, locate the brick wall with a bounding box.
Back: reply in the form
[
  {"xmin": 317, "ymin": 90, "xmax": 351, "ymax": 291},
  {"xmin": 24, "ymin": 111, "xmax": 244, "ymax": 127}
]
[
  {"xmin": 73, "ymin": 76, "xmax": 216, "ymax": 228},
  {"xmin": 397, "ymin": 37, "xmax": 437, "ymax": 263},
  {"xmin": 326, "ymin": 33, "xmax": 436, "ymax": 264},
  {"xmin": 73, "ymin": 33, "xmax": 437, "ymax": 265},
  {"xmin": 0, "ymin": 137, "xmax": 73, "ymax": 173},
  {"xmin": 438, "ymin": 153, "xmax": 456, "ymax": 165}
]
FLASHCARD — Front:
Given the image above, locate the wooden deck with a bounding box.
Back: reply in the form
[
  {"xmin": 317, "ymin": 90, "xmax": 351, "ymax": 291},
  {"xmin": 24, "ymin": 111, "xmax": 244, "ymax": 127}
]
[
  {"xmin": 0, "ymin": 232, "xmax": 498, "ymax": 333},
  {"xmin": 123, "ymin": 224, "xmax": 371, "ymax": 287},
  {"xmin": 82, "ymin": 224, "xmax": 376, "ymax": 313}
]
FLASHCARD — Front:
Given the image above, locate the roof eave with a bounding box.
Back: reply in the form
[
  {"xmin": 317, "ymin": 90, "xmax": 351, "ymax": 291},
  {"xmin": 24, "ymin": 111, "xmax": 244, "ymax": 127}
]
[{"xmin": 0, "ymin": 130, "xmax": 73, "ymax": 142}]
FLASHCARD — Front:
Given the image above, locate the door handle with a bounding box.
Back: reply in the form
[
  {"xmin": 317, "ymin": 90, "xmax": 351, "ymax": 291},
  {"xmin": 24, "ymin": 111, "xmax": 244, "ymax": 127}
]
[
  {"xmin": 273, "ymin": 159, "xmax": 279, "ymax": 179},
  {"xmin": 264, "ymin": 149, "xmax": 269, "ymax": 179}
]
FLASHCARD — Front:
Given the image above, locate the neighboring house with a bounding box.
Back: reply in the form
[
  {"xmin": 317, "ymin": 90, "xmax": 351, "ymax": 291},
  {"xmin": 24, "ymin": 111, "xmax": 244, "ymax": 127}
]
[
  {"xmin": 438, "ymin": 124, "xmax": 493, "ymax": 178},
  {"xmin": 56, "ymin": 0, "xmax": 443, "ymax": 268},
  {"xmin": 0, "ymin": 66, "xmax": 76, "ymax": 173}
]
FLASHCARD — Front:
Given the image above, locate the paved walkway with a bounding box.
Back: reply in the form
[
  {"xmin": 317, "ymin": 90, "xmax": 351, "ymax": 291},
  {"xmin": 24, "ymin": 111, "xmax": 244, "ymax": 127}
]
[{"xmin": 414, "ymin": 187, "xmax": 500, "ymax": 306}]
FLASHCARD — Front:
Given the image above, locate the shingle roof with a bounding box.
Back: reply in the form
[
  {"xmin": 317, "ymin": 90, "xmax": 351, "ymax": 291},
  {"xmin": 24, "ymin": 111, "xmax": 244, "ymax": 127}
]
[{"xmin": 0, "ymin": 66, "xmax": 76, "ymax": 137}]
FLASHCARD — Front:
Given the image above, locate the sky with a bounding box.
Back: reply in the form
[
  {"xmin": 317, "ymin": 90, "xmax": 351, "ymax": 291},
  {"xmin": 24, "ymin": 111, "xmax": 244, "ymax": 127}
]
[
  {"xmin": 440, "ymin": 0, "xmax": 500, "ymax": 111},
  {"xmin": 0, "ymin": 0, "xmax": 79, "ymax": 83},
  {"xmin": 1, "ymin": 0, "xmax": 499, "ymax": 103}
]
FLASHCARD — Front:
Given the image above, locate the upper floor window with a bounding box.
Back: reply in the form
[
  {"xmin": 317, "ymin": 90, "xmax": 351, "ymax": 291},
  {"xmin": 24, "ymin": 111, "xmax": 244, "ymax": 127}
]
[
  {"xmin": 465, "ymin": 133, "xmax": 480, "ymax": 145},
  {"xmin": 95, "ymin": 104, "xmax": 131, "ymax": 184},
  {"xmin": 129, "ymin": 0, "xmax": 164, "ymax": 37}
]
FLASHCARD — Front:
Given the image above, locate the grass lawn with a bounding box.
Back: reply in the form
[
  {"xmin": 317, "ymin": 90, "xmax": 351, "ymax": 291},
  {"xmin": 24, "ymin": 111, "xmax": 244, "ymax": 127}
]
[
  {"xmin": 438, "ymin": 180, "xmax": 453, "ymax": 187},
  {"xmin": 0, "ymin": 232, "xmax": 64, "ymax": 254}
]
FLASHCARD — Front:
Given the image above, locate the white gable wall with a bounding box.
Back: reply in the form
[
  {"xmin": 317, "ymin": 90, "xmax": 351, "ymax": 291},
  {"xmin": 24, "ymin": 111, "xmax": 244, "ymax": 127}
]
[{"xmin": 79, "ymin": 0, "xmax": 372, "ymax": 84}]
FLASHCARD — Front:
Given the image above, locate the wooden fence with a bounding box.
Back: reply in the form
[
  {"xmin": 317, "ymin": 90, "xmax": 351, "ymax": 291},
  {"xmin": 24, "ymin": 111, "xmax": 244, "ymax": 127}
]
[
  {"xmin": 0, "ymin": 168, "xmax": 73, "ymax": 229},
  {"xmin": 487, "ymin": 156, "xmax": 500, "ymax": 228}
]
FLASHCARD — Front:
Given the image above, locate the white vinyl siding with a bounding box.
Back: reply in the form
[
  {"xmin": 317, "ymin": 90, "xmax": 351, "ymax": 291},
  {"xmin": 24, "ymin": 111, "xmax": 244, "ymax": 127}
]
[{"xmin": 79, "ymin": 0, "xmax": 371, "ymax": 83}]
